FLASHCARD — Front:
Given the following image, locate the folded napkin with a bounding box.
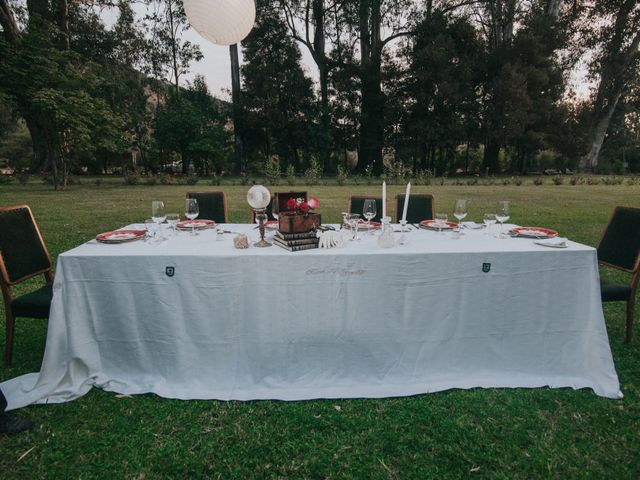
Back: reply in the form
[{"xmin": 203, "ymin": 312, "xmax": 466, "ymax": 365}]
[{"xmin": 534, "ymin": 237, "xmax": 568, "ymax": 248}]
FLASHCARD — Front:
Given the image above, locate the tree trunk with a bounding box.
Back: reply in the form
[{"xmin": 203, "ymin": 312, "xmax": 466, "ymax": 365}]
[
  {"xmin": 356, "ymin": 0, "xmax": 384, "ymax": 175},
  {"xmin": 0, "ymin": 0, "xmax": 22, "ymax": 41},
  {"xmin": 483, "ymin": 139, "xmax": 500, "ymax": 174},
  {"xmin": 312, "ymin": 0, "xmax": 331, "ymax": 172},
  {"xmin": 546, "ymin": 0, "xmax": 563, "ymax": 18},
  {"xmin": 57, "ymin": 0, "xmax": 69, "ymax": 49},
  {"xmin": 167, "ymin": 0, "xmax": 180, "ymax": 93},
  {"xmin": 229, "ymin": 43, "xmax": 245, "ymax": 174},
  {"xmin": 579, "ymin": 2, "xmax": 639, "ymax": 171},
  {"xmin": 580, "ymin": 91, "xmax": 621, "ymax": 172}
]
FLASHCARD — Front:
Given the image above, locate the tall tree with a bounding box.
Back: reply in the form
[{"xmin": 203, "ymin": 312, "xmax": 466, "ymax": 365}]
[
  {"xmin": 354, "ymin": 0, "xmax": 414, "ymax": 174},
  {"xmin": 143, "ymin": 0, "xmax": 202, "ymax": 94},
  {"xmin": 281, "ymin": 0, "xmax": 333, "ymax": 170},
  {"xmin": 579, "ymin": 0, "xmax": 640, "ymax": 171},
  {"xmin": 0, "ymin": 0, "xmax": 124, "ymax": 189},
  {"xmin": 229, "ymin": 43, "xmax": 246, "ymax": 173},
  {"xmin": 241, "ymin": 0, "xmax": 315, "ymax": 169}
]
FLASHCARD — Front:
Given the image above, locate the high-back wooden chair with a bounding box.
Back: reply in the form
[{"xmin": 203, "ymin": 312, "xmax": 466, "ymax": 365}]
[
  {"xmin": 597, "ymin": 206, "xmax": 640, "ymax": 343},
  {"xmin": 348, "ymin": 196, "xmax": 384, "ymax": 223},
  {"xmin": 395, "ymin": 194, "xmax": 435, "ymax": 223},
  {"xmin": 186, "ymin": 191, "xmax": 228, "ymax": 223},
  {"xmin": 0, "ymin": 205, "xmax": 54, "ymax": 366}
]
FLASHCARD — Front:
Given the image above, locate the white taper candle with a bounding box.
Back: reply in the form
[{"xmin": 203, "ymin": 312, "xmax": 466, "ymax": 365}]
[
  {"xmin": 401, "ymin": 182, "xmax": 411, "ymax": 222},
  {"xmin": 382, "ymin": 181, "xmax": 387, "ymax": 219}
]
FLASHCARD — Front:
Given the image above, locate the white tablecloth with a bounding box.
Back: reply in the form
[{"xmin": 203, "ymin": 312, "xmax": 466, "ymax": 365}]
[{"xmin": 2, "ymin": 224, "xmax": 622, "ymax": 409}]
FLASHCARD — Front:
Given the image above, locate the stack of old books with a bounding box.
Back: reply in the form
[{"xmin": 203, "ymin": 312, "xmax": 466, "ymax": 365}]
[{"xmin": 273, "ymin": 230, "xmax": 319, "ymax": 251}]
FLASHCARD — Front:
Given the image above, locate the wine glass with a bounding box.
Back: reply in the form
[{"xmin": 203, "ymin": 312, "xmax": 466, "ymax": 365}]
[
  {"xmin": 151, "ymin": 201, "xmax": 166, "ymax": 240},
  {"xmin": 435, "ymin": 213, "xmax": 448, "ymax": 233},
  {"xmin": 166, "ymin": 213, "xmax": 180, "ymax": 236},
  {"xmin": 453, "ymin": 199, "xmax": 468, "ymax": 234},
  {"xmin": 496, "ymin": 201, "xmax": 510, "ymax": 238},
  {"xmin": 185, "ymin": 198, "xmax": 199, "ymax": 236},
  {"xmin": 347, "ymin": 213, "xmax": 361, "ymax": 241},
  {"xmin": 362, "ymin": 199, "xmax": 377, "ymax": 235},
  {"xmin": 483, "ymin": 213, "xmax": 496, "ymax": 237}
]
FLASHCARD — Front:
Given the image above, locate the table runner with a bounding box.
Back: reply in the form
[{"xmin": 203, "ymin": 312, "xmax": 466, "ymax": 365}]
[{"xmin": 2, "ymin": 224, "xmax": 622, "ymax": 409}]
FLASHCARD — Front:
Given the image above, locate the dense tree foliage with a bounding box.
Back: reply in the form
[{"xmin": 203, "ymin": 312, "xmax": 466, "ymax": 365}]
[{"xmin": 0, "ymin": 0, "xmax": 638, "ymax": 186}]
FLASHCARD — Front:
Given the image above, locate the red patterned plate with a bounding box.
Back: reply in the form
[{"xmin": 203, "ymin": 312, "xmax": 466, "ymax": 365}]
[
  {"xmin": 419, "ymin": 220, "xmax": 457, "ymax": 230},
  {"xmin": 176, "ymin": 219, "xmax": 215, "ymax": 230},
  {"xmin": 264, "ymin": 220, "xmax": 279, "ymax": 229},
  {"xmin": 510, "ymin": 227, "xmax": 558, "ymax": 238},
  {"xmin": 96, "ymin": 229, "xmax": 146, "ymax": 244},
  {"xmin": 359, "ymin": 220, "xmax": 381, "ymax": 230}
]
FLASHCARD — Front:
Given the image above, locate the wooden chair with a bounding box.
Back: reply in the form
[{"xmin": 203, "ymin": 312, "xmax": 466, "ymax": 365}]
[
  {"xmin": 597, "ymin": 206, "xmax": 640, "ymax": 343},
  {"xmin": 395, "ymin": 194, "xmax": 435, "ymax": 223},
  {"xmin": 0, "ymin": 205, "xmax": 54, "ymax": 366},
  {"xmin": 186, "ymin": 191, "xmax": 228, "ymax": 223},
  {"xmin": 248, "ymin": 191, "xmax": 308, "ymax": 223},
  {"xmin": 348, "ymin": 195, "xmax": 384, "ymax": 222}
]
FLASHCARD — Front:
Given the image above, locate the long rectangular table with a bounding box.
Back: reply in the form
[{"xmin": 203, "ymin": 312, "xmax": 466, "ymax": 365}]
[{"xmin": 2, "ymin": 223, "xmax": 622, "ymax": 409}]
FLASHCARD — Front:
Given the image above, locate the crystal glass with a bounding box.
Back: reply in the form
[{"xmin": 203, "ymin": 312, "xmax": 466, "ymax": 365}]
[
  {"xmin": 166, "ymin": 213, "xmax": 180, "ymax": 235},
  {"xmin": 144, "ymin": 218, "xmax": 157, "ymax": 242},
  {"xmin": 151, "ymin": 201, "xmax": 166, "ymax": 240},
  {"xmin": 185, "ymin": 198, "xmax": 199, "ymax": 236},
  {"xmin": 435, "ymin": 213, "xmax": 448, "ymax": 233},
  {"xmin": 496, "ymin": 201, "xmax": 510, "ymax": 238},
  {"xmin": 453, "ymin": 199, "xmax": 468, "ymax": 234},
  {"xmin": 362, "ymin": 199, "xmax": 376, "ymax": 235},
  {"xmin": 346, "ymin": 213, "xmax": 361, "ymax": 241},
  {"xmin": 483, "ymin": 213, "xmax": 496, "ymax": 237}
]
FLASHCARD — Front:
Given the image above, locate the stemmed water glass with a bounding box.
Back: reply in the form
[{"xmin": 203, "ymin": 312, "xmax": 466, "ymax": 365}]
[
  {"xmin": 483, "ymin": 213, "xmax": 496, "ymax": 237},
  {"xmin": 496, "ymin": 201, "xmax": 510, "ymax": 238},
  {"xmin": 435, "ymin": 213, "xmax": 448, "ymax": 233},
  {"xmin": 151, "ymin": 201, "xmax": 166, "ymax": 240},
  {"xmin": 453, "ymin": 199, "xmax": 467, "ymax": 235},
  {"xmin": 362, "ymin": 199, "xmax": 376, "ymax": 235},
  {"xmin": 347, "ymin": 213, "xmax": 361, "ymax": 241},
  {"xmin": 185, "ymin": 198, "xmax": 199, "ymax": 236},
  {"xmin": 166, "ymin": 213, "xmax": 180, "ymax": 236}
]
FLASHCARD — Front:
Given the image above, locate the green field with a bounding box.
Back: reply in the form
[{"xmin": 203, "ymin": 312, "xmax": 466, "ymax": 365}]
[{"xmin": 0, "ymin": 181, "xmax": 639, "ymax": 478}]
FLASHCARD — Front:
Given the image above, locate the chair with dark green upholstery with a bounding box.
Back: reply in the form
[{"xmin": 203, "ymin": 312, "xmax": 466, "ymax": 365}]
[
  {"xmin": 597, "ymin": 206, "xmax": 640, "ymax": 343},
  {"xmin": 348, "ymin": 196, "xmax": 384, "ymax": 222},
  {"xmin": 186, "ymin": 192, "xmax": 228, "ymax": 223},
  {"xmin": 394, "ymin": 194, "xmax": 435, "ymax": 223},
  {"xmin": 0, "ymin": 205, "xmax": 54, "ymax": 366}
]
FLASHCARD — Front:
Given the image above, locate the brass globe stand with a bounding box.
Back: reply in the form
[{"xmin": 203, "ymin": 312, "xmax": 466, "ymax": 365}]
[{"xmin": 253, "ymin": 208, "xmax": 272, "ymax": 248}]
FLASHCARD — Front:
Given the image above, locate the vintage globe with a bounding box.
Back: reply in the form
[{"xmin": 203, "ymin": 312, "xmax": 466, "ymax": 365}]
[
  {"xmin": 183, "ymin": 0, "xmax": 256, "ymax": 46},
  {"xmin": 247, "ymin": 185, "xmax": 271, "ymax": 210}
]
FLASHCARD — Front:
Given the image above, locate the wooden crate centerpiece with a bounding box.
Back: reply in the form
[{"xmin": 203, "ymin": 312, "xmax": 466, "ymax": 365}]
[{"xmin": 278, "ymin": 212, "xmax": 321, "ymax": 234}]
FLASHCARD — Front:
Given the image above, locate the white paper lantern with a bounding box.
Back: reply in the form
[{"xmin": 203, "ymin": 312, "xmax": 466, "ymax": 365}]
[{"xmin": 184, "ymin": 0, "xmax": 256, "ymax": 46}]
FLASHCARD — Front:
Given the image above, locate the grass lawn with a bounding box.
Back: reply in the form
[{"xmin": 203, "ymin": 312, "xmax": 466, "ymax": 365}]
[{"xmin": 0, "ymin": 181, "xmax": 639, "ymax": 478}]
